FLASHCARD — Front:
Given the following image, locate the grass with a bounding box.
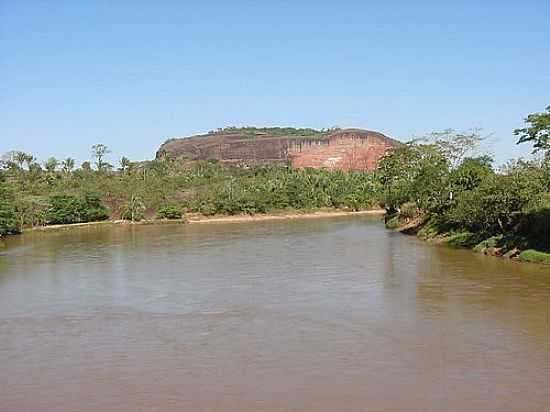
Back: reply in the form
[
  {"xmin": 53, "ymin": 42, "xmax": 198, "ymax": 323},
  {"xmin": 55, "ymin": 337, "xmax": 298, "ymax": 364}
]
[
  {"xmin": 473, "ymin": 235, "xmax": 504, "ymax": 252},
  {"xmin": 416, "ymin": 219, "xmax": 442, "ymax": 238},
  {"xmin": 518, "ymin": 249, "xmax": 550, "ymax": 264},
  {"xmin": 443, "ymin": 232, "xmax": 480, "ymax": 248},
  {"xmin": 385, "ymin": 215, "xmax": 401, "ymax": 229}
]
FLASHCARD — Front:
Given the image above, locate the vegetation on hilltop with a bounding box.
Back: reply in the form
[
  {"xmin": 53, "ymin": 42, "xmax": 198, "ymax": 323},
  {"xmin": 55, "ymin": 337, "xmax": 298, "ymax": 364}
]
[{"xmin": 206, "ymin": 126, "xmax": 341, "ymax": 136}]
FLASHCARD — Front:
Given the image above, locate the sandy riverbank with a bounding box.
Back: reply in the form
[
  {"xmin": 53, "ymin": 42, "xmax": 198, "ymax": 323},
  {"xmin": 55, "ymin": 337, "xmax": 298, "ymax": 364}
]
[
  {"xmin": 186, "ymin": 209, "xmax": 385, "ymax": 224},
  {"xmin": 21, "ymin": 209, "xmax": 385, "ymax": 233}
]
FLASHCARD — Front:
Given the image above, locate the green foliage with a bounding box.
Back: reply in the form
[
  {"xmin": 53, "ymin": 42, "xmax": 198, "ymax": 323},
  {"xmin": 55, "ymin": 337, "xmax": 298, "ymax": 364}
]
[
  {"xmin": 378, "ymin": 110, "xmax": 550, "ymax": 259},
  {"xmin": 377, "ymin": 142, "xmax": 449, "ymax": 211},
  {"xmin": 119, "ymin": 156, "xmax": 131, "ymax": 173},
  {"xmin": 44, "ymin": 157, "xmax": 59, "ymax": 173},
  {"xmin": 0, "ymin": 176, "xmax": 19, "ymax": 235},
  {"xmin": 443, "ymin": 232, "xmax": 482, "ymax": 248},
  {"xmin": 47, "ymin": 194, "xmax": 109, "ymax": 224},
  {"xmin": 473, "ymin": 235, "xmax": 504, "ymax": 252},
  {"xmin": 416, "ymin": 218, "xmax": 446, "ymax": 238},
  {"xmin": 61, "ymin": 158, "xmax": 75, "ymax": 174},
  {"xmin": 514, "ymin": 105, "xmax": 550, "ymax": 154},
  {"xmin": 14, "ymin": 195, "xmax": 49, "ymax": 230},
  {"xmin": 449, "ymin": 156, "xmax": 494, "ymax": 192},
  {"xmin": 399, "ymin": 202, "xmax": 419, "ymax": 220},
  {"xmin": 3, "ymin": 110, "xmax": 550, "ymax": 264},
  {"xmin": 428, "ymin": 129, "xmax": 486, "ymax": 168},
  {"xmin": 156, "ymin": 204, "xmax": 182, "ymax": 219},
  {"xmin": 120, "ymin": 195, "xmax": 145, "ymax": 222},
  {"xmin": 518, "ymin": 249, "xmax": 550, "ymax": 264},
  {"xmin": 384, "ymin": 215, "xmax": 401, "ymax": 229},
  {"xmin": 206, "ymin": 126, "xmax": 337, "ymax": 137},
  {"xmin": 91, "ymin": 144, "xmax": 111, "ymax": 170},
  {"xmin": 515, "ymin": 205, "xmax": 550, "ymax": 252}
]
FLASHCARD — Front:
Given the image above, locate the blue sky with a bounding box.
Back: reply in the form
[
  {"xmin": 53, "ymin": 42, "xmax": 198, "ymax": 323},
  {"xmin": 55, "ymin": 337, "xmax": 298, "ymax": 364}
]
[{"xmin": 1, "ymin": 1, "xmax": 549, "ymax": 166}]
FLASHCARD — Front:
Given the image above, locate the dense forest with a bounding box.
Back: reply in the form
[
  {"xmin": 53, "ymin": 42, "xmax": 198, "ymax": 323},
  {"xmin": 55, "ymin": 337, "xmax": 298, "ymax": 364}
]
[{"xmin": 1, "ymin": 107, "xmax": 549, "ymax": 262}]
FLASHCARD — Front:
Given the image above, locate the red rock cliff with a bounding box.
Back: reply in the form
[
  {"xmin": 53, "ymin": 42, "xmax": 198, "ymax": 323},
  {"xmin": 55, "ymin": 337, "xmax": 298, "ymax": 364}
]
[{"xmin": 156, "ymin": 128, "xmax": 399, "ymax": 171}]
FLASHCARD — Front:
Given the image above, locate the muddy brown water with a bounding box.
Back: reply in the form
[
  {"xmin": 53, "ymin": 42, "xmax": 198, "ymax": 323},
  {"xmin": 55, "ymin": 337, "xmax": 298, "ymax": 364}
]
[{"xmin": 1, "ymin": 216, "xmax": 549, "ymax": 412}]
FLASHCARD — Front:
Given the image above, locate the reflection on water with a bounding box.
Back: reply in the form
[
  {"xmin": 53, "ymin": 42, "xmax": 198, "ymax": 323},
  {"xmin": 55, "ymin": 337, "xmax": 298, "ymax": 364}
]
[{"xmin": 1, "ymin": 216, "xmax": 549, "ymax": 411}]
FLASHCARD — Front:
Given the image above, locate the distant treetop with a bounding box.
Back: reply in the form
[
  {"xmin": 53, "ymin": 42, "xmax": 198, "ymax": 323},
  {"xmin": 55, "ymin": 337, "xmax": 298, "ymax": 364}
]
[{"xmin": 206, "ymin": 126, "xmax": 341, "ymax": 136}]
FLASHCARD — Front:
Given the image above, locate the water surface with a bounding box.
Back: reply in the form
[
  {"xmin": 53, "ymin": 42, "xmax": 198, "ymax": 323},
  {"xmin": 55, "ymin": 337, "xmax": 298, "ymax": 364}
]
[{"xmin": 1, "ymin": 216, "xmax": 549, "ymax": 411}]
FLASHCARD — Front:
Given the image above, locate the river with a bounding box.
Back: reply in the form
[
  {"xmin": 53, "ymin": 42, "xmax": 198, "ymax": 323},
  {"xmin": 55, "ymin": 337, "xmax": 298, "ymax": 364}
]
[{"xmin": 1, "ymin": 216, "xmax": 549, "ymax": 411}]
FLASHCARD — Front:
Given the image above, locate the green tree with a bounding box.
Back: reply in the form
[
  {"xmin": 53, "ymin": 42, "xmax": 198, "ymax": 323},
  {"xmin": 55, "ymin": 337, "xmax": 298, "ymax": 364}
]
[
  {"xmin": 24, "ymin": 154, "xmax": 36, "ymax": 170},
  {"xmin": 14, "ymin": 151, "xmax": 27, "ymax": 170},
  {"xmin": 427, "ymin": 129, "xmax": 485, "ymax": 168},
  {"xmin": 119, "ymin": 156, "xmax": 131, "ymax": 174},
  {"xmin": 156, "ymin": 204, "xmax": 182, "ymax": 219},
  {"xmin": 377, "ymin": 142, "xmax": 449, "ymax": 212},
  {"xmin": 44, "ymin": 157, "xmax": 59, "ymax": 173},
  {"xmin": 80, "ymin": 161, "xmax": 92, "ymax": 171},
  {"xmin": 121, "ymin": 194, "xmax": 146, "ymax": 222},
  {"xmin": 0, "ymin": 176, "xmax": 18, "ymax": 235},
  {"xmin": 61, "ymin": 158, "xmax": 75, "ymax": 175},
  {"xmin": 47, "ymin": 194, "xmax": 109, "ymax": 224},
  {"xmin": 514, "ymin": 105, "xmax": 550, "ymax": 154},
  {"xmin": 449, "ymin": 156, "xmax": 494, "ymax": 193},
  {"xmin": 91, "ymin": 144, "xmax": 111, "ymax": 171},
  {"xmin": 13, "ymin": 195, "xmax": 49, "ymax": 230}
]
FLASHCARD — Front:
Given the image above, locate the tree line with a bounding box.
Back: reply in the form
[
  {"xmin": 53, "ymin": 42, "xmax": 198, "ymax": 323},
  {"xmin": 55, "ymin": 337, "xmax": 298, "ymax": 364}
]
[
  {"xmin": 0, "ymin": 144, "xmax": 380, "ymax": 234},
  {"xmin": 1, "ymin": 106, "xmax": 549, "ymax": 261},
  {"xmin": 379, "ymin": 106, "xmax": 549, "ymax": 262}
]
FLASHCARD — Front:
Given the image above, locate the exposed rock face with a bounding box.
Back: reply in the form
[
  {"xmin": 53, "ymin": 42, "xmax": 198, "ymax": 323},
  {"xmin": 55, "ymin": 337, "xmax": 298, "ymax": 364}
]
[{"xmin": 156, "ymin": 128, "xmax": 399, "ymax": 171}]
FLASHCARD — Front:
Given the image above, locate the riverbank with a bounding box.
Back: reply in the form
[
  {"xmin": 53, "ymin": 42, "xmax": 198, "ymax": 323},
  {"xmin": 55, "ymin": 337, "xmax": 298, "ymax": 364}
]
[
  {"xmin": 186, "ymin": 209, "xmax": 385, "ymax": 224},
  {"xmin": 387, "ymin": 215, "xmax": 550, "ymax": 265},
  {"xmin": 14, "ymin": 208, "xmax": 385, "ymax": 234}
]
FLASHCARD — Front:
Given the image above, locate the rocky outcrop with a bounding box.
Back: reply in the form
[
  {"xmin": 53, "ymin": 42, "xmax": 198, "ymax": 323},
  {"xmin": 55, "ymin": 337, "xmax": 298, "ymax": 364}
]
[{"xmin": 156, "ymin": 128, "xmax": 399, "ymax": 171}]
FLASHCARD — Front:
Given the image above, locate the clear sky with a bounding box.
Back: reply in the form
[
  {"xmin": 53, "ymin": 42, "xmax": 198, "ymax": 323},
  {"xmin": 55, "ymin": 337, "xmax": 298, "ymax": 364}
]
[{"xmin": 1, "ymin": 0, "xmax": 549, "ymax": 166}]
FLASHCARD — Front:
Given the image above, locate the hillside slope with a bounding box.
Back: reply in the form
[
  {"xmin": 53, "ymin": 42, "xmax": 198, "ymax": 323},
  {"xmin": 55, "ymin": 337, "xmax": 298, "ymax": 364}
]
[{"xmin": 156, "ymin": 127, "xmax": 399, "ymax": 171}]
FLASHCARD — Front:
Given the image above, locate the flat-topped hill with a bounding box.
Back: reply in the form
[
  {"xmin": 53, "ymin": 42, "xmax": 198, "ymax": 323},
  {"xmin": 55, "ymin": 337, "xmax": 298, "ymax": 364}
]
[{"xmin": 156, "ymin": 127, "xmax": 399, "ymax": 170}]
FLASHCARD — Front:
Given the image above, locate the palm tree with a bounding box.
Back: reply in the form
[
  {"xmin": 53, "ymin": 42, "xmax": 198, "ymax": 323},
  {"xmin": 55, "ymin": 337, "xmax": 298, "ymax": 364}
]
[
  {"xmin": 14, "ymin": 152, "xmax": 27, "ymax": 170},
  {"xmin": 61, "ymin": 158, "xmax": 75, "ymax": 175},
  {"xmin": 24, "ymin": 154, "xmax": 36, "ymax": 170},
  {"xmin": 119, "ymin": 156, "xmax": 131, "ymax": 174}
]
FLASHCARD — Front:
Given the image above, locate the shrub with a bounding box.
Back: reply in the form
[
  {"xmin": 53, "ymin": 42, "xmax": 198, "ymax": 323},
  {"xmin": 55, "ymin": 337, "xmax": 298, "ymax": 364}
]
[
  {"xmin": 385, "ymin": 214, "xmax": 400, "ymax": 229},
  {"xmin": 47, "ymin": 194, "xmax": 109, "ymax": 224},
  {"xmin": 156, "ymin": 204, "xmax": 182, "ymax": 219},
  {"xmin": 518, "ymin": 249, "xmax": 550, "ymax": 264},
  {"xmin": 0, "ymin": 194, "xmax": 18, "ymax": 235},
  {"xmin": 82, "ymin": 194, "xmax": 110, "ymax": 222},
  {"xmin": 473, "ymin": 235, "xmax": 504, "ymax": 252},
  {"xmin": 120, "ymin": 195, "xmax": 146, "ymax": 222},
  {"xmin": 400, "ymin": 201, "xmax": 418, "ymax": 219},
  {"xmin": 443, "ymin": 232, "xmax": 479, "ymax": 248}
]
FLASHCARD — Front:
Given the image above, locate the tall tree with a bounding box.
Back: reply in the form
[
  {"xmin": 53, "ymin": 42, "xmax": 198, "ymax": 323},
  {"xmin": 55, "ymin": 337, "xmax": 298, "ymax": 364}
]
[
  {"xmin": 24, "ymin": 154, "xmax": 36, "ymax": 170},
  {"xmin": 514, "ymin": 106, "xmax": 550, "ymax": 154},
  {"xmin": 61, "ymin": 158, "xmax": 75, "ymax": 175},
  {"xmin": 427, "ymin": 129, "xmax": 485, "ymax": 169},
  {"xmin": 14, "ymin": 151, "xmax": 27, "ymax": 170},
  {"xmin": 91, "ymin": 144, "xmax": 111, "ymax": 170},
  {"xmin": 119, "ymin": 156, "xmax": 131, "ymax": 173}
]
